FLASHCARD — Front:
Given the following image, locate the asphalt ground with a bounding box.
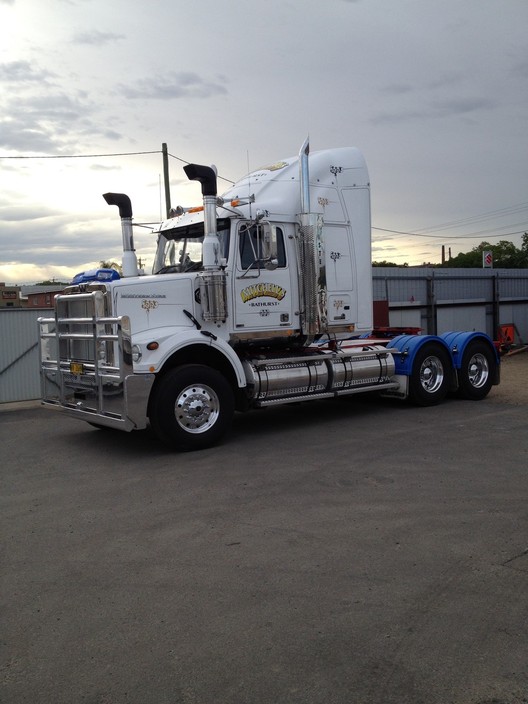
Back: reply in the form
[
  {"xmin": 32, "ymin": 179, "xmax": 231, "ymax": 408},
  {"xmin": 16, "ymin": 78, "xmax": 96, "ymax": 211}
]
[{"xmin": 1, "ymin": 356, "xmax": 527, "ymax": 704}]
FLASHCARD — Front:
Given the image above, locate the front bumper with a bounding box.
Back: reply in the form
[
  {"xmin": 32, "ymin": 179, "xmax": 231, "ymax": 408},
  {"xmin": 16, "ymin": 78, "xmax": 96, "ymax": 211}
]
[{"xmin": 40, "ymin": 369, "xmax": 154, "ymax": 430}]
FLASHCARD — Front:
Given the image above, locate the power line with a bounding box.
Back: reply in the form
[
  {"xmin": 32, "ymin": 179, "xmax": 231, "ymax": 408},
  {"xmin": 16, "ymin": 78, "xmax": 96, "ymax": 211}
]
[
  {"xmin": 166, "ymin": 151, "xmax": 189, "ymax": 165},
  {"xmin": 373, "ymin": 227, "xmax": 527, "ymax": 240},
  {"xmin": 167, "ymin": 151, "xmax": 235, "ymax": 185},
  {"xmin": 374, "ymin": 202, "xmax": 528, "ymax": 240},
  {"xmin": 409, "ymin": 202, "xmax": 528, "ymax": 235},
  {"xmin": 0, "ymin": 150, "xmax": 161, "ymax": 159},
  {"xmin": 0, "ymin": 148, "xmax": 237, "ymax": 184}
]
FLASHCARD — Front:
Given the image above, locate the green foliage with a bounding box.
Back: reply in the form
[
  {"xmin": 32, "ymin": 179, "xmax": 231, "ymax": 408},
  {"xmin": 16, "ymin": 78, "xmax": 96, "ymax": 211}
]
[
  {"xmin": 446, "ymin": 235, "xmax": 528, "ymax": 269},
  {"xmin": 99, "ymin": 260, "xmax": 123, "ymax": 274}
]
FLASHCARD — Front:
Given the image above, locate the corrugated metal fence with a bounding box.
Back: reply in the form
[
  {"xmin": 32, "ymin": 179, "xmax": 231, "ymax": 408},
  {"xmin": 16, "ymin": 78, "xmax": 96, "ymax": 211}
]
[
  {"xmin": 373, "ymin": 268, "xmax": 528, "ymax": 340},
  {"xmin": 1, "ymin": 269, "xmax": 527, "ymax": 404},
  {"xmin": 0, "ymin": 309, "xmax": 43, "ymax": 403}
]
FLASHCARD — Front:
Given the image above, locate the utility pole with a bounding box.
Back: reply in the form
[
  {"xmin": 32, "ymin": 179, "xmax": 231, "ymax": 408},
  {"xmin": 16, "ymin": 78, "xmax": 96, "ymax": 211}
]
[{"xmin": 162, "ymin": 143, "xmax": 171, "ymax": 218}]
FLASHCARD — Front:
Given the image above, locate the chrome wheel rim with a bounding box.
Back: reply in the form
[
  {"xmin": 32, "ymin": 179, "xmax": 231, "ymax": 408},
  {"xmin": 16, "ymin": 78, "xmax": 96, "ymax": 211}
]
[
  {"xmin": 467, "ymin": 353, "xmax": 489, "ymax": 389},
  {"xmin": 419, "ymin": 356, "xmax": 444, "ymax": 394},
  {"xmin": 175, "ymin": 383, "xmax": 220, "ymax": 434}
]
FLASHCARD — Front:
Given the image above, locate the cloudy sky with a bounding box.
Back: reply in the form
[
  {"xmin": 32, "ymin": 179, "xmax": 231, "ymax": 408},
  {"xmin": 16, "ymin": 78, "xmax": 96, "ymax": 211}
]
[{"xmin": 1, "ymin": 0, "xmax": 527, "ymax": 283}]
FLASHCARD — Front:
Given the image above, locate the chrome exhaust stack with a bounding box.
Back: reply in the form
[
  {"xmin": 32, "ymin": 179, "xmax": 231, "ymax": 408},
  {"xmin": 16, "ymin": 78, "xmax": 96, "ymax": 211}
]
[
  {"xmin": 103, "ymin": 193, "xmax": 139, "ymax": 278},
  {"xmin": 299, "ymin": 136, "xmax": 311, "ymax": 215},
  {"xmin": 184, "ymin": 163, "xmax": 227, "ymax": 323},
  {"xmin": 184, "ymin": 163, "xmax": 220, "ymax": 270},
  {"xmin": 297, "ymin": 139, "xmax": 327, "ymax": 343}
]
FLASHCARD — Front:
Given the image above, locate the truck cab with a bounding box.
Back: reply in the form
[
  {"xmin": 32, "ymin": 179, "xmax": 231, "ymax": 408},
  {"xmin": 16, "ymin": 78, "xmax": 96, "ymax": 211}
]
[{"xmin": 147, "ymin": 146, "xmax": 373, "ymax": 344}]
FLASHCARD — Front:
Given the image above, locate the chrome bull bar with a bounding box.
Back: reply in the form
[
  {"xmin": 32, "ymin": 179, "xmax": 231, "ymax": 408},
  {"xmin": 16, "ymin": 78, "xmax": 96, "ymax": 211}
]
[{"xmin": 38, "ymin": 290, "xmax": 153, "ymax": 430}]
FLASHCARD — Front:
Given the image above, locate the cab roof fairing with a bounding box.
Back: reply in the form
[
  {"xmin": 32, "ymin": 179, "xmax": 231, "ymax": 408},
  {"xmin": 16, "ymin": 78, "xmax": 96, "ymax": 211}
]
[
  {"xmin": 225, "ymin": 147, "xmax": 368, "ymax": 193},
  {"xmin": 156, "ymin": 147, "xmax": 369, "ymax": 232},
  {"xmin": 222, "ymin": 146, "xmax": 369, "ymax": 221}
]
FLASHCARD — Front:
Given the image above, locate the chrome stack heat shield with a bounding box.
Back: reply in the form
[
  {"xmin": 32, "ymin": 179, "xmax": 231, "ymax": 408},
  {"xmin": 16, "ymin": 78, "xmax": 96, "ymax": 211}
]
[
  {"xmin": 298, "ymin": 138, "xmax": 327, "ymax": 342},
  {"xmin": 197, "ymin": 270, "xmax": 228, "ymax": 323}
]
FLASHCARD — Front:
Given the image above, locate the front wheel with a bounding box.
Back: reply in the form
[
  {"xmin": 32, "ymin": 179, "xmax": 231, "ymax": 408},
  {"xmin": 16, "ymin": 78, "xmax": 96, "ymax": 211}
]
[
  {"xmin": 456, "ymin": 342, "xmax": 495, "ymax": 400},
  {"xmin": 149, "ymin": 365, "xmax": 235, "ymax": 451},
  {"xmin": 408, "ymin": 343, "xmax": 451, "ymax": 406}
]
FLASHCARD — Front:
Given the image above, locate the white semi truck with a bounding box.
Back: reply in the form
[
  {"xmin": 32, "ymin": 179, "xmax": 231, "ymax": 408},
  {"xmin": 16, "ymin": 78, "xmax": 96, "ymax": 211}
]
[{"xmin": 38, "ymin": 140, "xmax": 499, "ymax": 450}]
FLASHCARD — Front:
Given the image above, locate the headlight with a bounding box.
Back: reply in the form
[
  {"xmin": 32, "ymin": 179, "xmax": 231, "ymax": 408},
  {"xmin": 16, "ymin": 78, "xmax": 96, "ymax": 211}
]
[
  {"xmin": 97, "ymin": 340, "xmax": 107, "ymax": 362},
  {"xmin": 131, "ymin": 344, "xmax": 142, "ymax": 363}
]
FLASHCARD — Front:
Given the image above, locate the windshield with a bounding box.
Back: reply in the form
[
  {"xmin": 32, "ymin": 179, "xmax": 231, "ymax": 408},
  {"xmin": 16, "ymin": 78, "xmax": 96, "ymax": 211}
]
[{"xmin": 153, "ymin": 218, "xmax": 231, "ymax": 274}]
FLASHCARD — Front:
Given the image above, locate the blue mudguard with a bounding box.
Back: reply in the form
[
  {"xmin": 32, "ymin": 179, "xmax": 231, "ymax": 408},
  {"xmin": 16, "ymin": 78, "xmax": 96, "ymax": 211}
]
[
  {"xmin": 440, "ymin": 331, "xmax": 499, "ymax": 369},
  {"xmin": 389, "ymin": 331, "xmax": 499, "ymax": 378},
  {"xmin": 388, "ymin": 334, "xmax": 452, "ymax": 376}
]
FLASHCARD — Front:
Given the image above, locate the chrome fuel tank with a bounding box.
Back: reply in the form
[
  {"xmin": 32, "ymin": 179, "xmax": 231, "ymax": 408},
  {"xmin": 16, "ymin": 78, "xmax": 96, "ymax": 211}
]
[
  {"xmin": 244, "ymin": 357, "xmax": 329, "ymax": 400},
  {"xmin": 330, "ymin": 349, "xmax": 395, "ymax": 389},
  {"xmin": 243, "ymin": 345, "xmax": 397, "ymax": 404}
]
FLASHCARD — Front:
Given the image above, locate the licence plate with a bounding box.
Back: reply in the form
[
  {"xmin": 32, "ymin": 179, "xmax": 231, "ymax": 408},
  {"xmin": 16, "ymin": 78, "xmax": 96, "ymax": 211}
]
[{"xmin": 70, "ymin": 362, "xmax": 84, "ymax": 375}]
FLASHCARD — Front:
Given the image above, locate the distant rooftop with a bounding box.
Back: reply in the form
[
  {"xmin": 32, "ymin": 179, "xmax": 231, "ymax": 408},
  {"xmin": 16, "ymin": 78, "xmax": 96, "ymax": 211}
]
[{"xmin": 20, "ymin": 284, "xmax": 67, "ymax": 296}]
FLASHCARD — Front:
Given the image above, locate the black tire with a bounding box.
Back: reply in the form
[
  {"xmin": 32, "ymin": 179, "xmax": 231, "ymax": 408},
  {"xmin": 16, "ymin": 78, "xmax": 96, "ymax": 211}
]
[
  {"xmin": 149, "ymin": 365, "xmax": 235, "ymax": 451},
  {"xmin": 408, "ymin": 343, "xmax": 451, "ymax": 406},
  {"xmin": 456, "ymin": 341, "xmax": 495, "ymax": 400}
]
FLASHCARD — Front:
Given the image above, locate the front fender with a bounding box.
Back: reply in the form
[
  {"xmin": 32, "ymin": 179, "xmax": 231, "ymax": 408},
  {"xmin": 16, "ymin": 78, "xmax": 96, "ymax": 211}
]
[{"xmin": 132, "ymin": 327, "xmax": 246, "ymax": 388}]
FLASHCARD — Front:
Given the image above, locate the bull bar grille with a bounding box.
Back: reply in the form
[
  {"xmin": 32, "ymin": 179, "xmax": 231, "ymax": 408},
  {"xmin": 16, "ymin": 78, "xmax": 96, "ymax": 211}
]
[{"xmin": 38, "ymin": 290, "xmax": 133, "ymax": 416}]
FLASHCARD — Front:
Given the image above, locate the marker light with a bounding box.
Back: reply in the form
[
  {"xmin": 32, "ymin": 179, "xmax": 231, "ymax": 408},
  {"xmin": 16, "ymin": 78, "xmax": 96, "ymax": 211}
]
[{"xmin": 146, "ymin": 341, "xmax": 159, "ymax": 351}]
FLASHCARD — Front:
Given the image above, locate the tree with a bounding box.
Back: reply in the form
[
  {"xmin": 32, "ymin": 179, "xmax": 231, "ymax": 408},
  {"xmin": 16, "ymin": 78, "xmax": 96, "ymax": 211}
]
[
  {"xmin": 99, "ymin": 260, "xmax": 123, "ymax": 274},
  {"xmin": 447, "ymin": 238, "xmax": 528, "ymax": 268}
]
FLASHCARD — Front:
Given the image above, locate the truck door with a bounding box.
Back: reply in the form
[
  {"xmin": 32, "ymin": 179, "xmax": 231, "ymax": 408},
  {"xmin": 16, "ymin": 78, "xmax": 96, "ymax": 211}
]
[{"xmin": 232, "ymin": 221, "xmax": 296, "ymax": 334}]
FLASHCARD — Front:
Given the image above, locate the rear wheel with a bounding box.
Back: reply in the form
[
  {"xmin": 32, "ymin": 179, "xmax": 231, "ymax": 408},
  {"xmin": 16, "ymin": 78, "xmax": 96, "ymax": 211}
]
[
  {"xmin": 408, "ymin": 343, "xmax": 451, "ymax": 406},
  {"xmin": 457, "ymin": 342, "xmax": 495, "ymax": 400},
  {"xmin": 149, "ymin": 365, "xmax": 234, "ymax": 451}
]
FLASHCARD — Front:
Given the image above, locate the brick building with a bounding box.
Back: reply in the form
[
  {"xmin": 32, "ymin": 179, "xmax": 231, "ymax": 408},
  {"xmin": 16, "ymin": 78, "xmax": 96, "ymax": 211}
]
[{"xmin": 21, "ymin": 284, "xmax": 66, "ymax": 308}]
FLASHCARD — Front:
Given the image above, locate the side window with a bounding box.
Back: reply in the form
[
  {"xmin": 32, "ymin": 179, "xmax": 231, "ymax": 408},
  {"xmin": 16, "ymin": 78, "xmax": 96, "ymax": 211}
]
[{"xmin": 239, "ymin": 225, "xmax": 286, "ymax": 270}]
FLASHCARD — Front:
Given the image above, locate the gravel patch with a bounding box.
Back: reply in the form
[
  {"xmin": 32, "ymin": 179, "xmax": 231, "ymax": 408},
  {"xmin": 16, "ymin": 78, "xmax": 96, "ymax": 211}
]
[{"xmin": 490, "ymin": 349, "xmax": 528, "ymax": 405}]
